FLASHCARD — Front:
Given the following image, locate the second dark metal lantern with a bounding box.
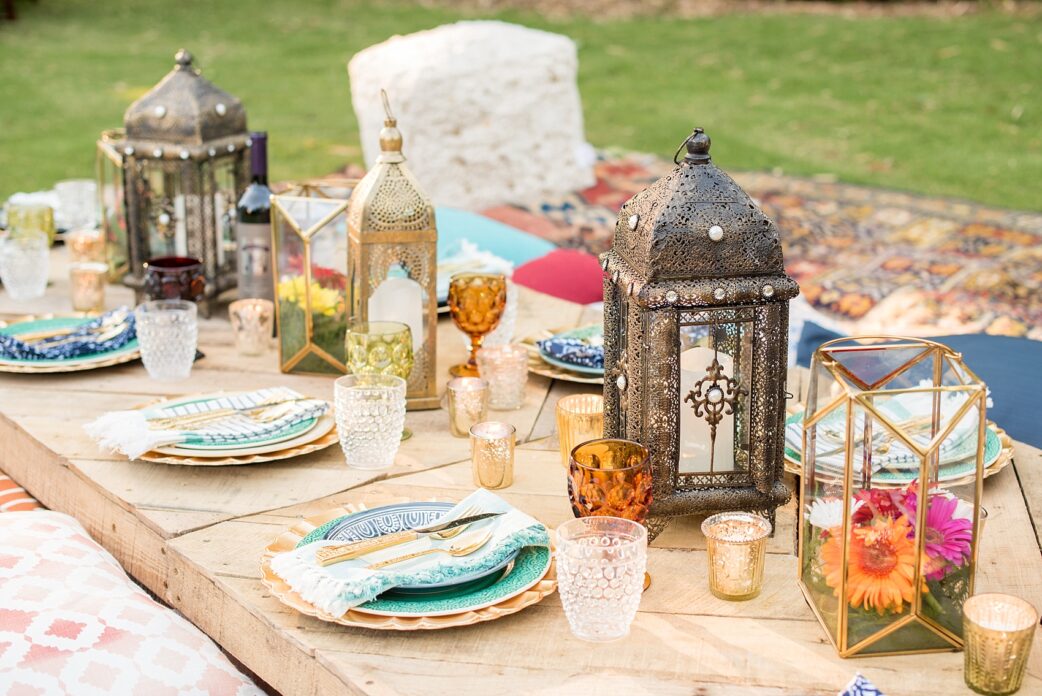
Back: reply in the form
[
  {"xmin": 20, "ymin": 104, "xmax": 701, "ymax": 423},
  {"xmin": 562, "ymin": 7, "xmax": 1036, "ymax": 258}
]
[{"xmin": 601, "ymin": 128, "xmax": 799, "ymax": 533}]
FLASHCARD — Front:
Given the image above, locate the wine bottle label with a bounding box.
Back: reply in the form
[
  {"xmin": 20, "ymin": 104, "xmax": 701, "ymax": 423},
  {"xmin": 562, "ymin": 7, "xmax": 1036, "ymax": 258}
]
[{"xmin": 237, "ymin": 221, "xmax": 274, "ymax": 300}]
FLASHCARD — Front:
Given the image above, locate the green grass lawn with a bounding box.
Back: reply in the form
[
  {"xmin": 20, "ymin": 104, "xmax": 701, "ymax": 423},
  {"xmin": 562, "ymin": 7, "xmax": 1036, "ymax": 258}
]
[{"xmin": 1, "ymin": 1, "xmax": 1039, "ymax": 210}]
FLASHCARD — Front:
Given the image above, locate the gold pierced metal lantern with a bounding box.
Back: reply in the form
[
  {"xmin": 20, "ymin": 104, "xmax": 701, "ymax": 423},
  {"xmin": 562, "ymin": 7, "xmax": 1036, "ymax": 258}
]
[
  {"xmin": 601, "ymin": 128, "xmax": 798, "ymax": 537},
  {"xmin": 96, "ymin": 49, "xmax": 250, "ymax": 310},
  {"xmin": 346, "ymin": 92, "xmax": 438, "ymax": 410}
]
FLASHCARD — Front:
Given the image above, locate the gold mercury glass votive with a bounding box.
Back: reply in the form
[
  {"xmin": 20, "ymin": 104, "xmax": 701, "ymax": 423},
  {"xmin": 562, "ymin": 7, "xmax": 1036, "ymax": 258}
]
[
  {"xmin": 470, "ymin": 421, "xmax": 515, "ymax": 490},
  {"xmin": 67, "ymin": 228, "xmax": 106, "ymax": 264},
  {"xmin": 228, "ymin": 299, "xmax": 274, "ymax": 356},
  {"xmin": 701, "ymin": 512, "xmax": 772, "ymax": 601},
  {"xmin": 476, "ymin": 343, "xmax": 529, "ymax": 410},
  {"xmin": 963, "ymin": 593, "xmax": 1039, "ymax": 695},
  {"xmin": 69, "ymin": 262, "xmax": 108, "ymax": 313},
  {"xmin": 556, "ymin": 394, "xmax": 604, "ymax": 468},
  {"xmin": 446, "ymin": 377, "xmax": 489, "ymax": 438}
]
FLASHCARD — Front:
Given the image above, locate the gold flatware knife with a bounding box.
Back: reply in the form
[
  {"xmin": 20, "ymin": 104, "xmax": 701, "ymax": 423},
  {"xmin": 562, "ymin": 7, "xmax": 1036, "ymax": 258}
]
[{"xmin": 315, "ymin": 511, "xmax": 504, "ymax": 566}]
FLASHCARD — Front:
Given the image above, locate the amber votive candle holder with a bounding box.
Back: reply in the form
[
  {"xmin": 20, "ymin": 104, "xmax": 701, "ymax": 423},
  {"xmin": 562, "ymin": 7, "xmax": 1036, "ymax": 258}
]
[
  {"xmin": 446, "ymin": 377, "xmax": 490, "ymax": 438},
  {"xmin": 229, "ymin": 299, "xmax": 274, "ymax": 356},
  {"xmin": 701, "ymin": 512, "xmax": 772, "ymax": 601},
  {"xmin": 69, "ymin": 262, "xmax": 107, "ymax": 312},
  {"xmin": 469, "ymin": 421, "xmax": 515, "ymax": 490},
  {"xmin": 963, "ymin": 593, "xmax": 1038, "ymax": 695},
  {"xmin": 67, "ymin": 228, "xmax": 106, "ymax": 263},
  {"xmin": 556, "ymin": 394, "xmax": 604, "ymax": 468}
]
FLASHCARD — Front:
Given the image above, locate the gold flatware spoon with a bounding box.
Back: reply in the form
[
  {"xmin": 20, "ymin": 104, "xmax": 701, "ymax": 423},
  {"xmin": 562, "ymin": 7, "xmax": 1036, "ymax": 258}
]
[{"xmin": 367, "ymin": 530, "xmax": 494, "ymax": 571}]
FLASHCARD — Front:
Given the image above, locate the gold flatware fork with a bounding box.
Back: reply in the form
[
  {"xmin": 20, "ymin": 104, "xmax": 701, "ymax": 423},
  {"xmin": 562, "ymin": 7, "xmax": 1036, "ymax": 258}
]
[
  {"xmin": 367, "ymin": 531, "xmax": 493, "ymax": 571},
  {"xmin": 432, "ymin": 505, "xmax": 479, "ymax": 540},
  {"xmin": 148, "ymin": 397, "xmax": 311, "ymax": 430}
]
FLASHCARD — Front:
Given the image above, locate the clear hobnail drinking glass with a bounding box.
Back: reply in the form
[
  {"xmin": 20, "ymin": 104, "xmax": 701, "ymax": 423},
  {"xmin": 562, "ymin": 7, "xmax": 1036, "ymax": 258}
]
[
  {"xmin": 476, "ymin": 343, "xmax": 528, "ymax": 410},
  {"xmin": 134, "ymin": 300, "xmax": 198, "ymax": 381},
  {"xmin": 555, "ymin": 516, "xmax": 648, "ymax": 642},
  {"xmin": 334, "ymin": 374, "xmax": 407, "ymax": 470},
  {"xmin": 0, "ymin": 233, "xmax": 50, "ymax": 300}
]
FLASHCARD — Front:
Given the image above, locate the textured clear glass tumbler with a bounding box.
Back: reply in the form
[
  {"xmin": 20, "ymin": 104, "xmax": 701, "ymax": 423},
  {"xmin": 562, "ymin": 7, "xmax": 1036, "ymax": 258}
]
[
  {"xmin": 0, "ymin": 233, "xmax": 50, "ymax": 300},
  {"xmin": 134, "ymin": 300, "xmax": 198, "ymax": 381},
  {"xmin": 334, "ymin": 374, "xmax": 407, "ymax": 470},
  {"xmin": 556, "ymin": 394, "xmax": 604, "ymax": 468},
  {"xmin": 963, "ymin": 593, "xmax": 1038, "ymax": 695},
  {"xmin": 476, "ymin": 343, "xmax": 528, "ymax": 410},
  {"xmin": 555, "ymin": 516, "xmax": 648, "ymax": 642}
]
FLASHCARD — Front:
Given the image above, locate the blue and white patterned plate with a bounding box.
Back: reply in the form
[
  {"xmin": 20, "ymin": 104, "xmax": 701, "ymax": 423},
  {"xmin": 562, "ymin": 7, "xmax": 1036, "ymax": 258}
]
[
  {"xmin": 537, "ymin": 324, "xmax": 605, "ymax": 376},
  {"xmin": 0, "ymin": 316, "xmax": 140, "ymax": 372},
  {"xmin": 298, "ymin": 501, "xmax": 521, "ymax": 594}
]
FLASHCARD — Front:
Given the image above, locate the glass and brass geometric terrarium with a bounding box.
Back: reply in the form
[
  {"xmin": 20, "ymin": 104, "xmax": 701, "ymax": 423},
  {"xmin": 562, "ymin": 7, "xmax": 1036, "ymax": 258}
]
[
  {"xmin": 798, "ymin": 336, "xmax": 987, "ymax": 657},
  {"xmin": 271, "ymin": 183, "xmax": 354, "ymax": 374}
]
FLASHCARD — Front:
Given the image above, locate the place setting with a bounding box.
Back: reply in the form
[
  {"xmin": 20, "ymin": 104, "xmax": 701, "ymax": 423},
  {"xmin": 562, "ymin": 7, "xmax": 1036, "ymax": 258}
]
[
  {"xmin": 0, "ymin": 306, "xmax": 140, "ymax": 374},
  {"xmin": 521, "ymin": 323, "xmax": 605, "ymax": 385}
]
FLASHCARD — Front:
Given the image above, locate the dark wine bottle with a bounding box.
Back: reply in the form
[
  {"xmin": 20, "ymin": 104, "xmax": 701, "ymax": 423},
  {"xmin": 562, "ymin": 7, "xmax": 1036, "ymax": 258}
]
[{"xmin": 236, "ymin": 131, "xmax": 274, "ymax": 300}]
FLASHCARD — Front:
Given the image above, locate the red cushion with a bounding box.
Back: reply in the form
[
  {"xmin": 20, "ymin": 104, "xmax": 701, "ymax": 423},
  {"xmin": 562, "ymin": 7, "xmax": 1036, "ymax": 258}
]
[{"xmin": 513, "ymin": 248, "xmax": 604, "ymax": 304}]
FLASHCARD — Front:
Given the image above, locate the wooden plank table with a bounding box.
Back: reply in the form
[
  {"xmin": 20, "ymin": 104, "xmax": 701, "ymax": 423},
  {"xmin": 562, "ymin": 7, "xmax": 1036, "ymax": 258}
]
[{"xmin": 1, "ymin": 247, "xmax": 1040, "ymax": 695}]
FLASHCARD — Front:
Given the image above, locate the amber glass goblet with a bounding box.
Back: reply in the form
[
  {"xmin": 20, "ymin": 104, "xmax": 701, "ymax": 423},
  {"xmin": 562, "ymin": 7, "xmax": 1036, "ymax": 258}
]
[
  {"xmin": 568, "ymin": 438, "xmax": 653, "ymax": 590},
  {"xmin": 448, "ymin": 272, "xmax": 507, "ymax": 377}
]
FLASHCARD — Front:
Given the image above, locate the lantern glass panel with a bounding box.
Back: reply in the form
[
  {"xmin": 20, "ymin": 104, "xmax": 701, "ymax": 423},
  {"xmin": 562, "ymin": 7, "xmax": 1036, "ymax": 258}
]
[
  {"xmin": 677, "ymin": 308, "xmax": 753, "ymax": 485},
  {"xmin": 272, "ymin": 194, "xmax": 350, "ymax": 374},
  {"xmin": 799, "ymin": 337, "xmax": 984, "ymax": 657},
  {"xmin": 96, "ymin": 133, "xmax": 128, "ymax": 281},
  {"xmin": 212, "ymin": 156, "xmax": 241, "ymax": 273}
]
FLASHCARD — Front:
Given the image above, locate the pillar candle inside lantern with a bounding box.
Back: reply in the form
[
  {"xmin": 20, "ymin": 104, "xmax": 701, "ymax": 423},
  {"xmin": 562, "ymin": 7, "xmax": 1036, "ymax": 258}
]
[{"xmin": 367, "ymin": 275, "xmax": 423, "ymax": 353}]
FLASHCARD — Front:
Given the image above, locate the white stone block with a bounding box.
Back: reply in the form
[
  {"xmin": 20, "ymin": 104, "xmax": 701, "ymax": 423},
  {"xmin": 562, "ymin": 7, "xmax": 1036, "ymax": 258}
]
[{"xmin": 348, "ymin": 20, "xmax": 595, "ymax": 210}]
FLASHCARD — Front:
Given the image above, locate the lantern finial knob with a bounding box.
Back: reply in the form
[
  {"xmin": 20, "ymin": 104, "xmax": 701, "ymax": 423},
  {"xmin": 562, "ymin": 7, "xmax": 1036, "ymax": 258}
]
[
  {"xmin": 174, "ymin": 49, "xmax": 194, "ymax": 70},
  {"xmin": 684, "ymin": 127, "xmax": 712, "ymax": 164},
  {"xmin": 377, "ymin": 89, "xmax": 404, "ymax": 155}
]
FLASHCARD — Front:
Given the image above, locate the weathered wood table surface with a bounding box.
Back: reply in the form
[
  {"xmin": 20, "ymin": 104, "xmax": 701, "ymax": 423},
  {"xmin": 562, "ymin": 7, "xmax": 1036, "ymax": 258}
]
[{"xmin": 1, "ymin": 248, "xmax": 1040, "ymax": 695}]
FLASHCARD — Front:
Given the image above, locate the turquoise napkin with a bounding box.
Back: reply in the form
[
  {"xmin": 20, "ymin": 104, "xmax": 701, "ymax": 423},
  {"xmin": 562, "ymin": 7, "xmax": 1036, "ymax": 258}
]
[{"xmin": 269, "ymin": 489, "xmax": 550, "ymax": 615}]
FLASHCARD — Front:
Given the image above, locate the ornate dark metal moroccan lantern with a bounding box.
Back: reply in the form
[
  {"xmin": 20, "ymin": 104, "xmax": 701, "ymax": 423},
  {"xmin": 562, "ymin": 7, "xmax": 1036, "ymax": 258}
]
[
  {"xmin": 97, "ymin": 49, "xmax": 250, "ymax": 311},
  {"xmin": 601, "ymin": 128, "xmax": 799, "ymax": 536}
]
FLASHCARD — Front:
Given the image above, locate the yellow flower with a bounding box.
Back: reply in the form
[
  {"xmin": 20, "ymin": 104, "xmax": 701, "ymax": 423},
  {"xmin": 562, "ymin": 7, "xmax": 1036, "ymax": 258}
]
[{"xmin": 277, "ymin": 276, "xmax": 342, "ymax": 316}]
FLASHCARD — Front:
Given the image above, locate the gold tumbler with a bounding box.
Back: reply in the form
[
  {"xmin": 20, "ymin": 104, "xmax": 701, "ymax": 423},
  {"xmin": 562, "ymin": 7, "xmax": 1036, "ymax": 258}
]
[
  {"xmin": 701, "ymin": 512, "xmax": 772, "ymax": 601},
  {"xmin": 445, "ymin": 377, "xmax": 489, "ymax": 438},
  {"xmin": 963, "ymin": 593, "xmax": 1038, "ymax": 695},
  {"xmin": 555, "ymin": 394, "xmax": 604, "ymax": 468},
  {"xmin": 469, "ymin": 421, "xmax": 515, "ymax": 490},
  {"xmin": 69, "ymin": 262, "xmax": 107, "ymax": 313}
]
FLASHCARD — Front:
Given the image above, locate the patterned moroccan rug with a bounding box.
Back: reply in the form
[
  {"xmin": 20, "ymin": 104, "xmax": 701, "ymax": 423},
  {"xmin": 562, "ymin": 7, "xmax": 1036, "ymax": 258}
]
[{"xmin": 482, "ymin": 151, "xmax": 1042, "ymax": 341}]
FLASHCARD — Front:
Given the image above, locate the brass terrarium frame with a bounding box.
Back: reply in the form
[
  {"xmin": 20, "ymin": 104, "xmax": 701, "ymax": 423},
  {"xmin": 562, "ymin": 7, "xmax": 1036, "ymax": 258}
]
[
  {"xmin": 271, "ymin": 191, "xmax": 353, "ymax": 374},
  {"xmin": 797, "ymin": 336, "xmax": 987, "ymax": 658},
  {"xmin": 601, "ymin": 128, "xmax": 797, "ymax": 535}
]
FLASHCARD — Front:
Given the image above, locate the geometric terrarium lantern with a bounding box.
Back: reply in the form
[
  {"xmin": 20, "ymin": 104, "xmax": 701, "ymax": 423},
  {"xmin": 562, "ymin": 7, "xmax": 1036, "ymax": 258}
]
[
  {"xmin": 271, "ymin": 184, "xmax": 353, "ymax": 374},
  {"xmin": 601, "ymin": 128, "xmax": 799, "ymax": 538},
  {"xmin": 100, "ymin": 49, "xmax": 250, "ymax": 310},
  {"xmin": 798, "ymin": 336, "xmax": 987, "ymax": 657}
]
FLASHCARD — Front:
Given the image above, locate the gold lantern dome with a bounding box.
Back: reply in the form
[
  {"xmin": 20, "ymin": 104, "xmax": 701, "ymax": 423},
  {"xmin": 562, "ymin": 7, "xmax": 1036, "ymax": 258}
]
[
  {"xmin": 346, "ymin": 91, "xmax": 439, "ymax": 410},
  {"xmin": 602, "ymin": 127, "xmax": 799, "ymax": 537}
]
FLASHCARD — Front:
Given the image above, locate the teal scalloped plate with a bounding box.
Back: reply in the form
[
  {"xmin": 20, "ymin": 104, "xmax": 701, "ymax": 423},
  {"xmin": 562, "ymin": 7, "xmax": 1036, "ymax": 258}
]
[{"xmin": 785, "ymin": 411, "xmax": 1001, "ymax": 484}]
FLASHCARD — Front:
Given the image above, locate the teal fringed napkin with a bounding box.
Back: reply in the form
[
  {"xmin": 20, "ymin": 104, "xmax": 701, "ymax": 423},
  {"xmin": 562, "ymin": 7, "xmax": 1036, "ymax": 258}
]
[{"xmin": 269, "ymin": 489, "xmax": 551, "ymax": 616}]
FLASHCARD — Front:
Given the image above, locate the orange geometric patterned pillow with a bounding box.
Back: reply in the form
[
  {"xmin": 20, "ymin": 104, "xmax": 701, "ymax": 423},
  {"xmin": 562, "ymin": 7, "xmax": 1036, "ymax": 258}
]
[
  {"xmin": 0, "ymin": 510, "xmax": 262, "ymax": 694},
  {"xmin": 0, "ymin": 473, "xmax": 41, "ymax": 512}
]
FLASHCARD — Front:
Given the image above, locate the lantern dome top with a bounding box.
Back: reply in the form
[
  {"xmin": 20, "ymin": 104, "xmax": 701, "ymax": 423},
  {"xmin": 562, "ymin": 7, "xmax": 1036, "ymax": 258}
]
[
  {"xmin": 609, "ymin": 127, "xmax": 785, "ymax": 283},
  {"xmin": 123, "ymin": 49, "xmax": 248, "ymax": 146}
]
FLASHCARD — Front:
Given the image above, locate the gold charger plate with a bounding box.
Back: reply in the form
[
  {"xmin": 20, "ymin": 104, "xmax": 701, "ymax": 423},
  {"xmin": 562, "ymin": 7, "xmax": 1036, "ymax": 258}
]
[
  {"xmin": 135, "ymin": 394, "xmax": 338, "ymax": 466},
  {"xmin": 783, "ymin": 421, "xmax": 1014, "ymax": 488},
  {"xmin": 260, "ymin": 499, "xmax": 558, "ymax": 630},
  {"xmin": 520, "ymin": 330, "xmax": 604, "ymax": 386},
  {"xmin": 0, "ymin": 312, "xmax": 141, "ymax": 374}
]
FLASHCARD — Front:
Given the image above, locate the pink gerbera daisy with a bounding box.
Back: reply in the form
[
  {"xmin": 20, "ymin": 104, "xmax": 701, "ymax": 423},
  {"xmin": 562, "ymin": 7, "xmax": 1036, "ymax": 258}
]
[{"xmin": 922, "ymin": 495, "xmax": 973, "ymax": 579}]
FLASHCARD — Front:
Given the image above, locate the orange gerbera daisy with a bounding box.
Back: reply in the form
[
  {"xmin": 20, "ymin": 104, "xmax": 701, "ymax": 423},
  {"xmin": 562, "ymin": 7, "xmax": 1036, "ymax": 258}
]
[{"xmin": 821, "ymin": 516, "xmax": 917, "ymax": 615}]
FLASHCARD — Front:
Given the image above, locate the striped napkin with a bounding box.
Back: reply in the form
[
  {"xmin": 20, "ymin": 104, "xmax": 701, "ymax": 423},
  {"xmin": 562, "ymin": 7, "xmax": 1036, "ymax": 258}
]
[
  {"xmin": 84, "ymin": 387, "xmax": 329, "ymax": 459},
  {"xmin": 0, "ymin": 307, "xmax": 136, "ymax": 361}
]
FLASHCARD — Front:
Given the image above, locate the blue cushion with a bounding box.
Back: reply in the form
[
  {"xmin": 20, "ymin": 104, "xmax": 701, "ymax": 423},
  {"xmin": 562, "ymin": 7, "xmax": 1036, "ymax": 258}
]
[
  {"xmin": 797, "ymin": 322, "xmax": 1042, "ymax": 448},
  {"xmin": 436, "ymin": 207, "xmax": 556, "ymax": 267}
]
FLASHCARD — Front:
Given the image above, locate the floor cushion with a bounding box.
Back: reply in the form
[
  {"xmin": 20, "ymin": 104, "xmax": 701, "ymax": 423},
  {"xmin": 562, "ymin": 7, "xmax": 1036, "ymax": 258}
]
[
  {"xmin": 437, "ymin": 207, "xmax": 556, "ymax": 268},
  {"xmin": 0, "ymin": 474, "xmax": 40, "ymax": 512},
  {"xmin": 0, "ymin": 511, "xmax": 262, "ymax": 695},
  {"xmin": 796, "ymin": 322, "xmax": 1042, "ymax": 449},
  {"xmin": 512, "ymin": 248, "xmax": 604, "ymax": 305}
]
